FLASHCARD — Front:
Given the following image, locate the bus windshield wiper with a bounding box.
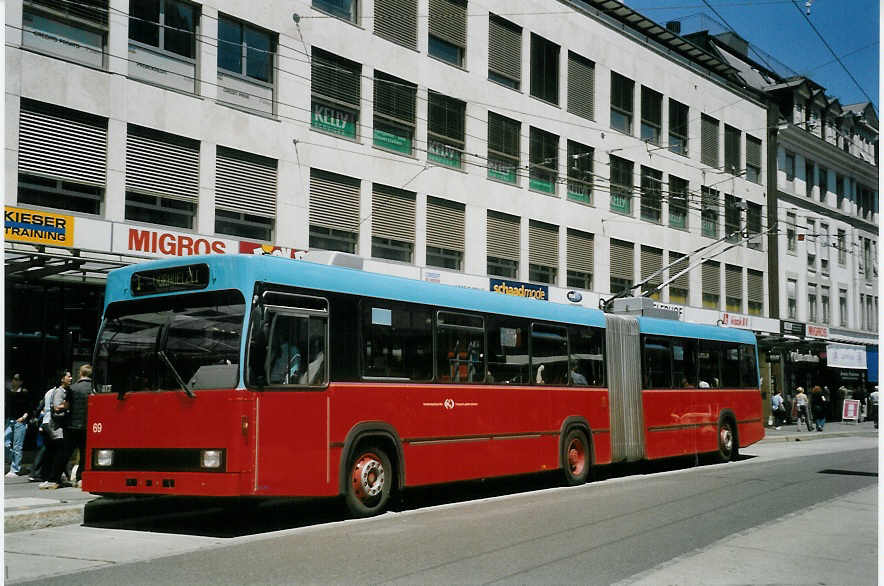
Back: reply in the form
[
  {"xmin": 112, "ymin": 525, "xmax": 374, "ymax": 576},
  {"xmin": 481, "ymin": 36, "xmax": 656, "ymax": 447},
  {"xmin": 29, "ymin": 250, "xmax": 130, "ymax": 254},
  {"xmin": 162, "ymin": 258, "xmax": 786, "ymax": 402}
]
[{"xmin": 158, "ymin": 350, "xmax": 195, "ymax": 398}]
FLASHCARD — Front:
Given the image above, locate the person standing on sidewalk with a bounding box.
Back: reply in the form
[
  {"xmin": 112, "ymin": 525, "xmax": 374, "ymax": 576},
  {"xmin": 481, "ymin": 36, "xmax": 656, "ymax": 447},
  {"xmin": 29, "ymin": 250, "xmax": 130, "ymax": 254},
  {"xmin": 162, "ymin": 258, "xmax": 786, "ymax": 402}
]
[
  {"xmin": 811, "ymin": 385, "xmax": 828, "ymax": 431},
  {"xmin": 40, "ymin": 370, "xmax": 72, "ymax": 490},
  {"xmin": 794, "ymin": 387, "xmax": 812, "ymax": 432},
  {"xmin": 62, "ymin": 364, "xmax": 92, "ymax": 487},
  {"xmin": 5, "ymin": 373, "xmax": 33, "ymax": 477},
  {"xmin": 770, "ymin": 389, "xmax": 786, "ymax": 429},
  {"xmin": 870, "ymin": 387, "xmax": 879, "ymax": 429}
]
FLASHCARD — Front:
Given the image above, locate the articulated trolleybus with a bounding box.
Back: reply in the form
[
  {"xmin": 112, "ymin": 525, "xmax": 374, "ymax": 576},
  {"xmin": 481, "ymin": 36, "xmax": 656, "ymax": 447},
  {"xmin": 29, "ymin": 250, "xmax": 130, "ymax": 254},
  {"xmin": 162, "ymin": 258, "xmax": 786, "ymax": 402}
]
[{"xmin": 85, "ymin": 254, "xmax": 763, "ymax": 516}]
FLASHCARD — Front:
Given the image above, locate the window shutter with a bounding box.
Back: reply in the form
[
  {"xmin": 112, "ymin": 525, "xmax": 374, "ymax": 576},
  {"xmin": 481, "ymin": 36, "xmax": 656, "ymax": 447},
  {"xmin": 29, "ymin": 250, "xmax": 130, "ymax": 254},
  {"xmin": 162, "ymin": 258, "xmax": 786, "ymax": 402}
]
[
  {"xmin": 529, "ymin": 220, "xmax": 558, "ymax": 268},
  {"xmin": 668, "ymin": 252, "xmax": 690, "ymax": 291},
  {"xmin": 725, "ymin": 264, "xmax": 742, "ymax": 299},
  {"xmin": 640, "ymin": 246, "xmax": 663, "ymax": 287},
  {"xmin": 312, "ymin": 49, "xmax": 361, "ymax": 108},
  {"xmin": 427, "ymin": 196, "xmax": 465, "ymax": 251},
  {"xmin": 29, "ymin": 0, "xmax": 109, "ymax": 27},
  {"xmin": 701, "ymin": 114, "xmax": 719, "ymax": 167},
  {"xmin": 19, "ymin": 100, "xmax": 107, "ymax": 186},
  {"xmin": 488, "ymin": 112, "xmax": 520, "ymax": 157},
  {"xmin": 429, "ymin": 0, "xmax": 466, "ymax": 49},
  {"xmin": 702, "ymin": 261, "xmax": 720, "ymax": 296},
  {"xmin": 372, "ymin": 184, "xmax": 415, "ymax": 242},
  {"xmin": 309, "ymin": 168, "xmax": 360, "ymax": 232},
  {"xmin": 487, "ymin": 210, "xmax": 519, "ymax": 261},
  {"xmin": 746, "ymin": 135, "xmax": 761, "ymax": 168},
  {"xmin": 428, "ymin": 92, "xmax": 466, "ymax": 142},
  {"xmin": 374, "ymin": 72, "xmax": 416, "ymax": 124},
  {"xmin": 215, "ymin": 147, "xmax": 277, "ymax": 218},
  {"xmin": 610, "ymin": 239, "xmax": 634, "ymax": 281},
  {"xmin": 567, "ymin": 228, "xmax": 593, "ymax": 273},
  {"xmin": 567, "ymin": 52, "xmax": 594, "ymax": 121},
  {"xmin": 488, "ymin": 14, "xmax": 521, "ymax": 84},
  {"xmin": 126, "ymin": 125, "xmax": 199, "ymax": 201},
  {"xmin": 374, "ymin": 0, "xmax": 417, "ymax": 50},
  {"xmin": 747, "ymin": 269, "xmax": 763, "ymax": 304}
]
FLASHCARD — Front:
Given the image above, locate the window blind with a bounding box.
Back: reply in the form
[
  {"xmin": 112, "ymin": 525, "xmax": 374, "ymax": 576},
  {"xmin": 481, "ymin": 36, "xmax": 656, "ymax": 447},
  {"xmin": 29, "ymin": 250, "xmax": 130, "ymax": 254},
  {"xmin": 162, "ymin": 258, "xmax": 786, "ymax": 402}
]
[
  {"xmin": 311, "ymin": 48, "xmax": 361, "ymax": 108},
  {"xmin": 701, "ymin": 114, "xmax": 719, "ymax": 167},
  {"xmin": 427, "ymin": 196, "xmax": 465, "ymax": 251},
  {"xmin": 610, "ymin": 239, "xmax": 634, "ymax": 280},
  {"xmin": 640, "ymin": 246, "xmax": 663, "ymax": 286},
  {"xmin": 374, "ymin": 0, "xmax": 417, "ymax": 49},
  {"xmin": 126, "ymin": 125, "xmax": 199, "ymax": 201},
  {"xmin": 215, "ymin": 146, "xmax": 277, "ymax": 218},
  {"xmin": 488, "ymin": 13, "xmax": 521, "ymax": 84},
  {"xmin": 487, "ymin": 210, "xmax": 519, "ymax": 261},
  {"xmin": 372, "ymin": 183, "xmax": 415, "ymax": 242},
  {"xmin": 428, "ymin": 0, "xmax": 466, "ymax": 49},
  {"xmin": 725, "ymin": 264, "xmax": 742, "ymax": 299},
  {"xmin": 567, "ymin": 51, "xmax": 594, "ymax": 121},
  {"xmin": 567, "ymin": 228, "xmax": 593, "ymax": 273},
  {"xmin": 309, "ymin": 168, "xmax": 360, "ymax": 232},
  {"xmin": 702, "ymin": 261, "xmax": 720, "ymax": 295},
  {"xmin": 529, "ymin": 220, "xmax": 558, "ymax": 268}
]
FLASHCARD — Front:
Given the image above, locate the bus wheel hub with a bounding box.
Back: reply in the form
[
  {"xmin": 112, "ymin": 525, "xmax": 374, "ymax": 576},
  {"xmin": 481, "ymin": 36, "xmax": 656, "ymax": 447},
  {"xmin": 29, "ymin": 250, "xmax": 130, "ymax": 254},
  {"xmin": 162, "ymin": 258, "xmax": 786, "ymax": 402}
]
[{"xmin": 352, "ymin": 454, "xmax": 385, "ymax": 500}]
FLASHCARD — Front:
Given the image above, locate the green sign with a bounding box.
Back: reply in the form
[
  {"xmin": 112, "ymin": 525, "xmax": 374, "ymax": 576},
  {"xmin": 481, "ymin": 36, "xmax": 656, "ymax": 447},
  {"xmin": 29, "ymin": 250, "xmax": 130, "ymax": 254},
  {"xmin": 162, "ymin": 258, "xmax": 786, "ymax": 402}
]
[
  {"xmin": 311, "ymin": 102, "xmax": 357, "ymax": 139},
  {"xmin": 530, "ymin": 177, "xmax": 555, "ymax": 194},
  {"xmin": 373, "ymin": 126, "xmax": 412, "ymax": 154},
  {"xmin": 567, "ymin": 181, "xmax": 591, "ymax": 204},
  {"xmin": 488, "ymin": 157, "xmax": 517, "ymax": 183},
  {"xmin": 610, "ymin": 193, "xmax": 631, "ymax": 214},
  {"xmin": 428, "ymin": 140, "xmax": 462, "ymax": 168}
]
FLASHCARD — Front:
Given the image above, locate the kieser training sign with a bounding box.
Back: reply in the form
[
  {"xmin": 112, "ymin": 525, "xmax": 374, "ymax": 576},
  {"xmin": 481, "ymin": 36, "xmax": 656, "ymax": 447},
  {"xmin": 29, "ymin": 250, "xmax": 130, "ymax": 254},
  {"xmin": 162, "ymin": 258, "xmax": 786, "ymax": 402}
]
[
  {"xmin": 489, "ymin": 278, "xmax": 548, "ymax": 301},
  {"xmin": 5, "ymin": 206, "xmax": 74, "ymax": 247}
]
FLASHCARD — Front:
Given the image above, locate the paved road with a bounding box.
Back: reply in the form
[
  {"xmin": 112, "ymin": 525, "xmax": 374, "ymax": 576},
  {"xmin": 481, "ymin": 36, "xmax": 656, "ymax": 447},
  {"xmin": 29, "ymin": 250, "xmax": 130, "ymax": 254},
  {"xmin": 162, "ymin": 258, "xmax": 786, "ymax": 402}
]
[{"xmin": 6, "ymin": 437, "xmax": 877, "ymax": 585}]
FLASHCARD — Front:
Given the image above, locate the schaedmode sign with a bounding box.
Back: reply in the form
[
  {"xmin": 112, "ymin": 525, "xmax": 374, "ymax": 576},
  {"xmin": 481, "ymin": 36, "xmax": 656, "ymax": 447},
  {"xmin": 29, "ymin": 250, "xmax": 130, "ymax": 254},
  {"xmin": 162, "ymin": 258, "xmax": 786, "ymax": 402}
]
[
  {"xmin": 489, "ymin": 278, "xmax": 548, "ymax": 301},
  {"xmin": 5, "ymin": 206, "xmax": 74, "ymax": 247}
]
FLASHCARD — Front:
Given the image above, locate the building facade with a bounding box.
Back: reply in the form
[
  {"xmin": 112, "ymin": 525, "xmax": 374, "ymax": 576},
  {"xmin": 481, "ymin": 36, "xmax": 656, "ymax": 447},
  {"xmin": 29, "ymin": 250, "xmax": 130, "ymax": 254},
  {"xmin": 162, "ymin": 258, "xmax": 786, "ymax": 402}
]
[{"xmin": 7, "ymin": 0, "xmax": 777, "ymax": 389}]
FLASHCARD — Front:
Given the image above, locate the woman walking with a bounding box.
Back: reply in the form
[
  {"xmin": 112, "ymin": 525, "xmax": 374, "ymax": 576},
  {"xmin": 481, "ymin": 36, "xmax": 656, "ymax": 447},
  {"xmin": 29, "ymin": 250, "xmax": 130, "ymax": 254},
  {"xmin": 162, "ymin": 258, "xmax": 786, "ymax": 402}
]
[{"xmin": 811, "ymin": 385, "xmax": 828, "ymax": 431}]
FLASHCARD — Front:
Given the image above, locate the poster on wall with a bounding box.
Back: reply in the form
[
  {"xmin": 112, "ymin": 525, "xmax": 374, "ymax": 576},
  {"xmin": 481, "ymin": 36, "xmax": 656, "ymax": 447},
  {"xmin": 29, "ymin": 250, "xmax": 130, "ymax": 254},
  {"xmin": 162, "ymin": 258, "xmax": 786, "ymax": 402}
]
[{"xmin": 826, "ymin": 343, "xmax": 867, "ymax": 370}]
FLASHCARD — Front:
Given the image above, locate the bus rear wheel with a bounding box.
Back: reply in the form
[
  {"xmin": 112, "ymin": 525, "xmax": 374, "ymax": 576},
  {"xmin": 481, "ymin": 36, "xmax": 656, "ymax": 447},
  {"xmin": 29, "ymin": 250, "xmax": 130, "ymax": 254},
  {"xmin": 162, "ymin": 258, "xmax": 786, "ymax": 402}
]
[
  {"xmin": 717, "ymin": 419, "xmax": 737, "ymax": 462},
  {"xmin": 344, "ymin": 446, "xmax": 392, "ymax": 517},
  {"xmin": 562, "ymin": 429, "xmax": 590, "ymax": 486}
]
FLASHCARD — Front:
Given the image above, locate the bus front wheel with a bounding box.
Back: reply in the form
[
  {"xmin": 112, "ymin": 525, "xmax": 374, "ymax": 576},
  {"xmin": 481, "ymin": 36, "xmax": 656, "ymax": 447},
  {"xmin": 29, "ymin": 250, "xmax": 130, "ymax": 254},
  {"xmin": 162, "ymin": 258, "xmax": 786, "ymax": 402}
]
[
  {"xmin": 562, "ymin": 429, "xmax": 590, "ymax": 486},
  {"xmin": 344, "ymin": 446, "xmax": 392, "ymax": 517}
]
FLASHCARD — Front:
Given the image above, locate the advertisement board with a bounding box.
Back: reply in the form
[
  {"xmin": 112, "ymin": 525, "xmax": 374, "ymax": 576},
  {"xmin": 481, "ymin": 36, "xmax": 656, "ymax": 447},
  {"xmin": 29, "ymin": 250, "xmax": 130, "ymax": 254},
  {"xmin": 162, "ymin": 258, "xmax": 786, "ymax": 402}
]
[
  {"xmin": 5, "ymin": 206, "xmax": 75, "ymax": 247},
  {"xmin": 113, "ymin": 224, "xmax": 236, "ymax": 258},
  {"xmin": 489, "ymin": 278, "xmax": 548, "ymax": 301}
]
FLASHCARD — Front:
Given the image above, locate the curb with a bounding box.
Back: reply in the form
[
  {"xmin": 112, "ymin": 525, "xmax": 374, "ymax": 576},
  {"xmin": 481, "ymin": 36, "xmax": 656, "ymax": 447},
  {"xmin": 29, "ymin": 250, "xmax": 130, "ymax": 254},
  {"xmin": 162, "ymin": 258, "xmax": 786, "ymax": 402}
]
[
  {"xmin": 759, "ymin": 430, "xmax": 878, "ymax": 443},
  {"xmin": 5, "ymin": 503, "xmax": 87, "ymax": 533}
]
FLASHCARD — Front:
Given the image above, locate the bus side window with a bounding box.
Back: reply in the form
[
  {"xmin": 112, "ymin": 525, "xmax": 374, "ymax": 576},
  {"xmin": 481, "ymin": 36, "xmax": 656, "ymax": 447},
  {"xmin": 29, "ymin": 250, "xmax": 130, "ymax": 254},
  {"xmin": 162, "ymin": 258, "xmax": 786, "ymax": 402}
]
[
  {"xmin": 569, "ymin": 326, "xmax": 605, "ymax": 387},
  {"xmin": 642, "ymin": 336, "xmax": 672, "ymax": 389},
  {"xmin": 436, "ymin": 312, "xmax": 485, "ymax": 383},
  {"xmin": 362, "ymin": 302, "xmax": 433, "ymax": 380},
  {"xmin": 697, "ymin": 342, "xmax": 722, "ymax": 389},
  {"xmin": 739, "ymin": 344, "xmax": 758, "ymax": 388},
  {"xmin": 721, "ymin": 344, "xmax": 741, "ymax": 388},
  {"xmin": 531, "ymin": 323, "xmax": 568, "ymax": 385},
  {"xmin": 672, "ymin": 338, "xmax": 698, "ymax": 388},
  {"xmin": 267, "ymin": 314, "xmax": 309, "ymax": 385},
  {"xmin": 486, "ymin": 316, "xmax": 528, "ymax": 384}
]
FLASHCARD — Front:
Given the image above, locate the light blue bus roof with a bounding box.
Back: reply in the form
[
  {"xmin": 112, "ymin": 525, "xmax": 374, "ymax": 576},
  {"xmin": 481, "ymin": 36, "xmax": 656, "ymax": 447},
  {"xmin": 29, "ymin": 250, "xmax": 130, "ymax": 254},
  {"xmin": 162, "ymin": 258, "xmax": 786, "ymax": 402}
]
[{"xmin": 104, "ymin": 255, "xmax": 756, "ymax": 344}]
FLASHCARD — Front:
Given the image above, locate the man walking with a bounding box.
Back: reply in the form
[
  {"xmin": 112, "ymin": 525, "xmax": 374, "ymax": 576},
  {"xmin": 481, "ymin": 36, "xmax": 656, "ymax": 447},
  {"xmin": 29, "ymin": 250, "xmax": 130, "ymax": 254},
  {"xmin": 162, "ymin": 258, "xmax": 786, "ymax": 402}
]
[
  {"xmin": 5, "ymin": 374, "xmax": 33, "ymax": 477},
  {"xmin": 770, "ymin": 389, "xmax": 785, "ymax": 430},
  {"xmin": 62, "ymin": 364, "xmax": 92, "ymax": 487},
  {"xmin": 40, "ymin": 370, "xmax": 71, "ymax": 489}
]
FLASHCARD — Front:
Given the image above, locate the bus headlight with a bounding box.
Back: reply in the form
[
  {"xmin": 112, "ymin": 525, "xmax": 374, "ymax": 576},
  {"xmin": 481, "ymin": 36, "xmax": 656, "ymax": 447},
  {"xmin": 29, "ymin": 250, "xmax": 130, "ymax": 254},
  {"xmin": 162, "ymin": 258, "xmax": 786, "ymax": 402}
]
[
  {"xmin": 94, "ymin": 449, "xmax": 114, "ymax": 467},
  {"xmin": 201, "ymin": 450, "xmax": 222, "ymax": 469}
]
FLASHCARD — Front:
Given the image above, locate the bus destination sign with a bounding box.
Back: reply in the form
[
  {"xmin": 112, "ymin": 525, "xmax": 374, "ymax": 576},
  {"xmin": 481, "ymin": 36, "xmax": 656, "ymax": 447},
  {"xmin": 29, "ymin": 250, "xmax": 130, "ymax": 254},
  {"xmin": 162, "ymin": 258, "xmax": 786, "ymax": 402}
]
[{"xmin": 131, "ymin": 263, "xmax": 210, "ymax": 296}]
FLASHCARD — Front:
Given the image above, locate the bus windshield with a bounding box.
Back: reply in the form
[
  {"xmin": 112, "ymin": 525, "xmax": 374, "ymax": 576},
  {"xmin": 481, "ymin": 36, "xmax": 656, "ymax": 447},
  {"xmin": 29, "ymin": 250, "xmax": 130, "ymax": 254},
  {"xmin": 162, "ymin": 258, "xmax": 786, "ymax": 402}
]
[{"xmin": 94, "ymin": 289, "xmax": 246, "ymax": 394}]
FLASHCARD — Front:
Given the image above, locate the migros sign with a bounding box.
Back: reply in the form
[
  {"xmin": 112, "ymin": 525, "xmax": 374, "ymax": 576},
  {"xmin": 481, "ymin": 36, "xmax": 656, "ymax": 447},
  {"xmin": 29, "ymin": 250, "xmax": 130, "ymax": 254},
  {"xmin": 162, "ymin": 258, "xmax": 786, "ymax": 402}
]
[{"xmin": 114, "ymin": 225, "xmax": 235, "ymax": 257}]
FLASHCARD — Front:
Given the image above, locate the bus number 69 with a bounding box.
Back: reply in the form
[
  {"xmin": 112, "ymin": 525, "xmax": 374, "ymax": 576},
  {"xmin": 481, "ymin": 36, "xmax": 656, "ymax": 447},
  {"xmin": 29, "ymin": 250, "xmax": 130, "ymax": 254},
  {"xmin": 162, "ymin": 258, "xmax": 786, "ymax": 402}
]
[{"xmin": 92, "ymin": 423, "xmax": 103, "ymax": 433}]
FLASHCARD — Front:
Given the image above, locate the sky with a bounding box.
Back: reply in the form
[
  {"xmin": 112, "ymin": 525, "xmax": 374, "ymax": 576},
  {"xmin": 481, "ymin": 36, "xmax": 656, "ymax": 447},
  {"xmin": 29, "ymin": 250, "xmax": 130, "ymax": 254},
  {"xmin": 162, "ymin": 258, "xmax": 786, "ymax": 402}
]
[{"xmin": 622, "ymin": 0, "xmax": 879, "ymax": 110}]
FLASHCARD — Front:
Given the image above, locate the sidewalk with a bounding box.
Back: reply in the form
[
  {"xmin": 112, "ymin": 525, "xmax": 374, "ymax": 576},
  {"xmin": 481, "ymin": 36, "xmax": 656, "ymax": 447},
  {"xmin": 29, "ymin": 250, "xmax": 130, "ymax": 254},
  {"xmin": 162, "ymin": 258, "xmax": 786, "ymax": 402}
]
[{"xmin": 4, "ymin": 421, "xmax": 877, "ymax": 534}]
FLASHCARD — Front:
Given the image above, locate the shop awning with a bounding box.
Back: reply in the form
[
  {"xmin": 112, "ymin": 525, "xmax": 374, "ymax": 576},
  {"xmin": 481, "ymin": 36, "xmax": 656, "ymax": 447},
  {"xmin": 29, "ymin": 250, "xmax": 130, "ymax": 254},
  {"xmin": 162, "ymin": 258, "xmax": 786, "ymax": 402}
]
[{"xmin": 826, "ymin": 343, "xmax": 867, "ymax": 370}]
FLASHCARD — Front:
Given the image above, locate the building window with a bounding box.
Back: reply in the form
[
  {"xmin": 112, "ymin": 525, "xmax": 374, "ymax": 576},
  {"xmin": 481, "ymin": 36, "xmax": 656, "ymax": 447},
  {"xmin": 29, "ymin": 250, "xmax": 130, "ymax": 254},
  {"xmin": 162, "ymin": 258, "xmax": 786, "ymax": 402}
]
[
  {"xmin": 725, "ymin": 264, "xmax": 742, "ymax": 312},
  {"xmin": 807, "ymin": 284, "xmax": 817, "ymax": 322},
  {"xmin": 567, "ymin": 52, "xmax": 594, "ymax": 121},
  {"xmin": 372, "ymin": 237, "xmax": 413, "ymax": 262},
  {"xmin": 839, "ymin": 288, "xmax": 848, "ymax": 326},
  {"xmin": 818, "ymin": 166, "xmax": 828, "ymax": 201},
  {"xmin": 724, "ymin": 125, "xmax": 740, "ymax": 174},
  {"xmin": 566, "ymin": 228, "xmax": 593, "ymax": 290},
  {"xmin": 371, "ymin": 184, "xmax": 415, "ymax": 262},
  {"xmin": 668, "ymin": 252, "xmax": 689, "ymax": 305},
  {"xmin": 701, "ymin": 187, "xmax": 719, "ymax": 238},
  {"xmin": 784, "ymin": 151, "xmax": 795, "ymax": 181},
  {"xmin": 747, "ymin": 202, "xmax": 762, "ymax": 250},
  {"xmin": 819, "ymin": 223, "xmax": 830, "ymax": 275},
  {"xmin": 701, "ymin": 114, "xmax": 719, "ymax": 168},
  {"xmin": 18, "ymin": 174, "xmax": 103, "ymax": 215},
  {"xmin": 609, "ymin": 156, "xmax": 633, "ymax": 215},
  {"xmin": 215, "ymin": 210, "xmax": 273, "ymax": 241},
  {"xmin": 786, "ymin": 212, "xmax": 796, "ymax": 253},
  {"xmin": 745, "ymin": 135, "xmax": 761, "ymax": 183},
  {"xmin": 426, "ymin": 196, "xmax": 465, "ymax": 271},
  {"xmin": 530, "ymin": 33, "xmax": 559, "ymax": 104},
  {"xmin": 837, "ymin": 229, "xmax": 847, "ymax": 265},
  {"xmin": 487, "ymin": 14, "xmax": 521, "ymax": 89},
  {"xmin": 311, "ymin": 48, "xmax": 361, "ymax": 140},
  {"xmin": 806, "ymin": 219, "xmax": 816, "ymax": 271},
  {"xmin": 669, "ymin": 175, "xmax": 688, "ymax": 230},
  {"xmin": 529, "ymin": 127, "xmax": 558, "ymax": 194},
  {"xmin": 374, "ymin": 71, "xmax": 417, "ymax": 155},
  {"xmin": 566, "ymin": 140, "xmax": 593, "ymax": 204},
  {"xmin": 428, "ymin": 0, "xmax": 466, "ymax": 67},
  {"xmin": 374, "ymin": 0, "xmax": 417, "ymax": 49},
  {"xmin": 640, "ymin": 86, "xmax": 662, "ymax": 145},
  {"xmin": 309, "ymin": 168, "xmax": 360, "ymax": 254},
  {"xmin": 640, "ymin": 166, "xmax": 662, "ymax": 223},
  {"xmin": 129, "ymin": 0, "xmax": 196, "ymax": 58},
  {"xmin": 487, "ymin": 211, "xmax": 520, "ymax": 278},
  {"xmin": 836, "ymin": 174, "xmax": 845, "ymax": 209},
  {"xmin": 805, "ymin": 160, "xmax": 815, "ymax": 197},
  {"xmin": 529, "ymin": 220, "xmax": 558, "ymax": 285},
  {"xmin": 313, "ymin": 0, "xmax": 357, "ymax": 22},
  {"xmin": 701, "ymin": 261, "xmax": 720, "ymax": 309},
  {"xmin": 610, "ymin": 239, "xmax": 634, "ymax": 296},
  {"xmin": 125, "ymin": 192, "xmax": 195, "ymax": 228},
  {"xmin": 610, "ymin": 72, "xmax": 634, "ymax": 134},
  {"xmin": 787, "ymin": 279, "xmax": 797, "ymax": 319},
  {"xmin": 747, "ymin": 269, "xmax": 763, "ymax": 316},
  {"xmin": 218, "ymin": 15, "xmax": 274, "ymax": 83},
  {"xmin": 668, "ymin": 99, "xmax": 688, "ymax": 156},
  {"xmin": 487, "ymin": 112, "xmax": 520, "ymax": 184},
  {"xmin": 22, "ymin": 0, "xmax": 108, "ymax": 68},
  {"xmin": 724, "ymin": 195, "xmax": 741, "ymax": 242},
  {"xmin": 427, "ymin": 91, "xmax": 466, "ymax": 169},
  {"xmin": 641, "ymin": 246, "xmax": 663, "ymax": 300},
  {"xmin": 821, "ymin": 286, "xmax": 830, "ymax": 324}
]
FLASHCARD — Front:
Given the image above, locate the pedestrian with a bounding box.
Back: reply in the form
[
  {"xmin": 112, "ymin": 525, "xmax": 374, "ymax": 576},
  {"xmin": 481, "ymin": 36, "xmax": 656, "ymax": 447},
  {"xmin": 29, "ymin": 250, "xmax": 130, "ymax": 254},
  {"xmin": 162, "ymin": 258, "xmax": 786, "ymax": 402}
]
[
  {"xmin": 794, "ymin": 387, "xmax": 812, "ymax": 432},
  {"xmin": 61, "ymin": 364, "xmax": 92, "ymax": 488},
  {"xmin": 28, "ymin": 386, "xmax": 55, "ymax": 482},
  {"xmin": 870, "ymin": 386, "xmax": 879, "ymax": 429},
  {"xmin": 39, "ymin": 370, "xmax": 72, "ymax": 490},
  {"xmin": 770, "ymin": 389, "xmax": 786, "ymax": 429},
  {"xmin": 5, "ymin": 373, "xmax": 33, "ymax": 477},
  {"xmin": 810, "ymin": 385, "xmax": 827, "ymax": 431}
]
